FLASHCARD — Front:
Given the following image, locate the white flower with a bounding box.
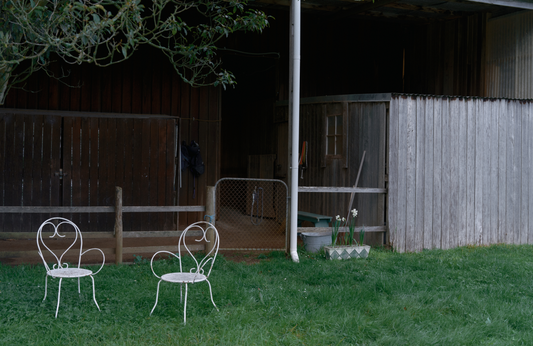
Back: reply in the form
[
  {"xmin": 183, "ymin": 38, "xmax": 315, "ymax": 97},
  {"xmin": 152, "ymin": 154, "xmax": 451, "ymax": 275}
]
[
  {"xmin": 351, "ymin": 209, "xmax": 358, "ymax": 218},
  {"xmin": 336, "ymin": 215, "xmax": 341, "ymax": 221},
  {"xmin": 342, "ymin": 217, "xmax": 346, "ymax": 222}
]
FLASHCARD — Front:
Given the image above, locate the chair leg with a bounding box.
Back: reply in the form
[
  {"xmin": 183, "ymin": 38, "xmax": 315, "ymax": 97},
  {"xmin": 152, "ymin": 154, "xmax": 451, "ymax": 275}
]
[
  {"xmin": 78, "ymin": 278, "xmax": 81, "ymax": 294},
  {"xmin": 55, "ymin": 278, "xmax": 63, "ymax": 318},
  {"xmin": 43, "ymin": 275, "xmax": 48, "ymax": 301},
  {"xmin": 150, "ymin": 280, "xmax": 162, "ymax": 315},
  {"xmin": 205, "ymin": 279, "xmax": 219, "ymax": 312},
  {"xmin": 90, "ymin": 276, "xmax": 100, "ymax": 311},
  {"xmin": 183, "ymin": 283, "xmax": 188, "ymax": 325}
]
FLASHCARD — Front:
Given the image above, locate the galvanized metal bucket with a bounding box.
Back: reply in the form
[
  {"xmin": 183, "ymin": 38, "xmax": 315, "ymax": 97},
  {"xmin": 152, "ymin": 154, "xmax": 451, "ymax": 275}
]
[{"xmin": 300, "ymin": 232, "xmax": 331, "ymax": 253}]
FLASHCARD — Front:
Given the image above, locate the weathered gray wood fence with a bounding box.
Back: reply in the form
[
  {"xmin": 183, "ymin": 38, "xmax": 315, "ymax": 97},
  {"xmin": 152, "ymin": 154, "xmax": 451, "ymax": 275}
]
[{"xmin": 389, "ymin": 94, "xmax": 533, "ymax": 252}]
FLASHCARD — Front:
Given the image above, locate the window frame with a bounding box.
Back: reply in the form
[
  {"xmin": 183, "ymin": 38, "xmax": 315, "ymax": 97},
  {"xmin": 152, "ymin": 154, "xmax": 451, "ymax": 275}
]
[{"xmin": 321, "ymin": 102, "xmax": 349, "ymax": 168}]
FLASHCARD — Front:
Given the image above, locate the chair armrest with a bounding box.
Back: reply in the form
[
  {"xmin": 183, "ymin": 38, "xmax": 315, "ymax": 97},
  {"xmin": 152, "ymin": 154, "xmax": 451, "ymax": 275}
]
[
  {"xmin": 150, "ymin": 251, "xmax": 180, "ymax": 279},
  {"xmin": 80, "ymin": 248, "xmax": 106, "ymax": 275}
]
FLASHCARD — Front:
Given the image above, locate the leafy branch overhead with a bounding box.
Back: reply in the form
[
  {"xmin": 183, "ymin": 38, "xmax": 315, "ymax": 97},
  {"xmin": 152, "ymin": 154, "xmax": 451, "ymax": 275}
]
[{"xmin": 0, "ymin": 0, "xmax": 270, "ymax": 104}]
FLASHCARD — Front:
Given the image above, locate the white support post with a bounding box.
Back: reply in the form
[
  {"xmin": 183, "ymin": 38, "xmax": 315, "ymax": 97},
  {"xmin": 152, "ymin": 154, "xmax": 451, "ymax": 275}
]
[{"xmin": 289, "ymin": 0, "xmax": 301, "ymax": 263}]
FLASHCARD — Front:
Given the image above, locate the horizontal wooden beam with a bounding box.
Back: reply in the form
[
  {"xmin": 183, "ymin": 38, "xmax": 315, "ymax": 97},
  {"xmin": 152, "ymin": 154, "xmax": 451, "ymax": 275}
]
[
  {"xmin": 0, "ymin": 108, "xmax": 179, "ymax": 119},
  {"xmin": 1, "ymin": 232, "xmax": 114, "ymax": 239},
  {"xmin": 123, "ymin": 244, "xmax": 203, "ymax": 254},
  {"xmin": 298, "ymin": 226, "xmax": 386, "ymax": 233},
  {"xmin": 0, "ymin": 244, "xmax": 204, "ymax": 259},
  {"xmin": 0, "ymin": 206, "xmax": 205, "ymax": 213},
  {"xmin": 298, "ymin": 187, "xmax": 387, "ymax": 193},
  {"xmin": 0, "ymin": 230, "xmax": 202, "ymax": 240},
  {"xmin": 326, "ymin": 0, "xmax": 399, "ymax": 22},
  {"xmin": 123, "ymin": 230, "xmax": 202, "ymax": 238},
  {"xmin": 252, "ymin": 0, "xmax": 341, "ymax": 11},
  {"xmin": 122, "ymin": 206, "xmax": 205, "ymax": 212},
  {"xmin": 466, "ymin": 0, "xmax": 533, "ymax": 10}
]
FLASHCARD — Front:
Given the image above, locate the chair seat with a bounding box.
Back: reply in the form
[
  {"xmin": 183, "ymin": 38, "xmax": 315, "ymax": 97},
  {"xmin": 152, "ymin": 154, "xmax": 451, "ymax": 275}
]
[
  {"xmin": 161, "ymin": 272, "xmax": 207, "ymax": 284},
  {"xmin": 47, "ymin": 268, "xmax": 93, "ymax": 278}
]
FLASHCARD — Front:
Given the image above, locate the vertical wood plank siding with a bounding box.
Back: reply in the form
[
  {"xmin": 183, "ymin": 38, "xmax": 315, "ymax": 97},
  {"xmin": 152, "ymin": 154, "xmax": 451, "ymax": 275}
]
[
  {"xmin": 1, "ymin": 49, "xmax": 221, "ymax": 231},
  {"xmin": 486, "ymin": 11, "xmax": 533, "ymax": 99},
  {"xmin": 404, "ymin": 13, "xmax": 487, "ymax": 98},
  {"xmin": 289, "ymin": 100, "xmax": 387, "ymax": 245},
  {"xmin": 0, "ymin": 112, "xmax": 178, "ymax": 232},
  {"xmin": 389, "ymin": 94, "xmax": 533, "ymax": 252}
]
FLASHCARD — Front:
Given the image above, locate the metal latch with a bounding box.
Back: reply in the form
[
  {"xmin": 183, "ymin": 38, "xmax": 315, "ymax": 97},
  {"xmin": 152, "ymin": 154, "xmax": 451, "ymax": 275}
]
[{"xmin": 55, "ymin": 169, "xmax": 68, "ymax": 179}]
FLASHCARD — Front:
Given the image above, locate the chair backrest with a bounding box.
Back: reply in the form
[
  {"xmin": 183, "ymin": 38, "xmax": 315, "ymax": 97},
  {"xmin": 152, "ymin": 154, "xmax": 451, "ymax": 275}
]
[
  {"xmin": 178, "ymin": 221, "xmax": 220, "ymax": 278},
  {"xmin": 36, "ymin": 217, "xmax": 85, "ymax": 272}
]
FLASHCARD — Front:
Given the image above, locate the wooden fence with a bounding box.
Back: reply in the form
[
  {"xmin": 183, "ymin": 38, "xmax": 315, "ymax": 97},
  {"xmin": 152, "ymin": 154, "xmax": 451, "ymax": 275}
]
[
  {"xmin": 0, "ymin": 187, "xmax": 206, "ymax": 265},
  {"xmin": 389, "ymin": 94, "xmax": 533, "ymax": 252}
]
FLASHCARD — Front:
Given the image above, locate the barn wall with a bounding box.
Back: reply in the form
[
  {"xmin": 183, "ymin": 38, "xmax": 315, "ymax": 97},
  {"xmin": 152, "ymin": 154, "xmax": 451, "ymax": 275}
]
[
  {"xmin": 1, "ymin": 48, "xmax": 221, "ymax": 229},
  {"xmin": 252, "ymin": 10, "xmax": 489, "ymax": 101},
  {"xmin": 389, "ymin": 94, "xmax": 533, "ymax": 252},
  {"xmin": 223, "ymin": 9, "xmax": 493, "ymax": 196},
  {"xmin": 404, "ymin": 13, "xmax": 488, "ymax": 97},
  {"xmin": 486, "ymin": 10, "xmax": 533, "ymax": 99},
  {"xmin": 0, "ymin": 110, "xmax": 177, "ymax": 233},
  {"xmin": 276, "ymin": 96, "xmax": 388, "ymax": 245}
]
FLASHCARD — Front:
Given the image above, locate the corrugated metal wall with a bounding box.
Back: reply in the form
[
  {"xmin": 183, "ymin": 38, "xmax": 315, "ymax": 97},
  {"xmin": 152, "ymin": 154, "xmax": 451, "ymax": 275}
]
[
  {"xmin": 486, "ymin": 11, "xmax": 533, "ymax": 99},
  {"xmin": 389, "ymin": 94, "xmax": 533, "ymax": 252},
  {"xmin": 405, "ymin": 13, "xmax": 488, "ymax": 97}
]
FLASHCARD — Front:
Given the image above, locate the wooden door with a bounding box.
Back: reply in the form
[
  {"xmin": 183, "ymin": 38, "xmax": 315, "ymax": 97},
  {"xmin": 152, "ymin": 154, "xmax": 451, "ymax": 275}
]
[{"xmin": 0, "ymin": 111, "xmax": 177, "ymax": 232}]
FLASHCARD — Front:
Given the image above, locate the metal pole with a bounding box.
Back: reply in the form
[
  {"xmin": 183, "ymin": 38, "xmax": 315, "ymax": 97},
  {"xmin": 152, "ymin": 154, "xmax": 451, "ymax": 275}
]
[
  {"xmin": 205, "ymin": 186, "xmax": 216, "ymax": 254},
  {"xmin": 115, "ymin": 186, "xmax": 123, "ymax": 265},
  {"xmin": 289, "ymin": 0, "xmax": 301, "ymax": 263}
]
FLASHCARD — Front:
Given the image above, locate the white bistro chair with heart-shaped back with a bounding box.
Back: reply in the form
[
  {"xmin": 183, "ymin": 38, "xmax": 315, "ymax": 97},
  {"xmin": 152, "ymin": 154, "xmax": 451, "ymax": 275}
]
[
  {"xmin": 36, "ymin": 217, "xmax": 105, "ymax": 318},
  {"xmin": 150, "ymin": 221, "xmax": 220, "ymax": 324}
]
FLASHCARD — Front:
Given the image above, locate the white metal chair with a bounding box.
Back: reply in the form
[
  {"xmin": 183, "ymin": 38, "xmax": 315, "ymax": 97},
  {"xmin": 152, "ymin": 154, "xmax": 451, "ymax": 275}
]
[
  {"xmin": 36, "ymin": 217, "xmax": 105, "ymax": 318},
  {"xmin": 150, "ymin": 221, "xmax": 220, "ymax": 324}
]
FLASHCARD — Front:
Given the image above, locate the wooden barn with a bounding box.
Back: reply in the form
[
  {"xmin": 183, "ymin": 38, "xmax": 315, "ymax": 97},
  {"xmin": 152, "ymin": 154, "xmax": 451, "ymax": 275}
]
[
  {"xmin": 277, "ymin": 93, "xmax": 533, "ymax": 252},
  {"xmin": 2, "ymin": 0, "xmax": 533, "ymax": 261}
]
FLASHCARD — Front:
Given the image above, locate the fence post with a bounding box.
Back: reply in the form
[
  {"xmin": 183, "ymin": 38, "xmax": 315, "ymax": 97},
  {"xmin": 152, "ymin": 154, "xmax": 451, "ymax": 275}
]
[
  {"xmin": 115, "ymin": 186, "xmax": 123, "ymax": 264},
  {"xmin": 205, "ymin": 186, "xmax": 215, "ymax": 254}
]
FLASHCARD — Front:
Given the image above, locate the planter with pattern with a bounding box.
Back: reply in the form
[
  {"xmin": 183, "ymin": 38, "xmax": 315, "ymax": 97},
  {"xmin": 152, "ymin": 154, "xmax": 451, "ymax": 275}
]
[{"xmin": 323, "ymin": 244, "xmax": 371, "ymax": 260}]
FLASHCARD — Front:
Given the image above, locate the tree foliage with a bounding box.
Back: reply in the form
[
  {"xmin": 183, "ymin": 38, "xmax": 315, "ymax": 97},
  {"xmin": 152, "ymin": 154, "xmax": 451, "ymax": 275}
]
[{"xmin": 0, "ymin": 0, "xmax": 270, "ymax": 104}]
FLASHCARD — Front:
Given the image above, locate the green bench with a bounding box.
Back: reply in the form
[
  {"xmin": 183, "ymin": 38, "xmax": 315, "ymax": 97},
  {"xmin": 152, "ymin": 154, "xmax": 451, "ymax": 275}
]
[{"xmin": 297, "ymin": 211, "xmax": 332, "ymax": 228}]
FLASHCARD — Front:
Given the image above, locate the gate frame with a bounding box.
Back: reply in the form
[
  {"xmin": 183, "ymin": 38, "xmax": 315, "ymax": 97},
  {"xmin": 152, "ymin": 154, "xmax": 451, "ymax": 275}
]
[{"xmin": 213, "ymin": 177, "xmax": 289, "ymax": 252}]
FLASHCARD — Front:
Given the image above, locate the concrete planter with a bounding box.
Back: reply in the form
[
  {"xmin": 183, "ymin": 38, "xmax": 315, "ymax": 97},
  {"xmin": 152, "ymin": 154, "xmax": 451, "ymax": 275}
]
[{"xmin": 324, "ymin": 244, "xmax": 371, "ymax": 260}]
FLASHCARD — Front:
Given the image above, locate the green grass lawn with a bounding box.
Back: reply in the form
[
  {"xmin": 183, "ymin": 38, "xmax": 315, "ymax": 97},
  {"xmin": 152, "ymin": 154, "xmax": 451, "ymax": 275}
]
[{"xmin": 2, "ymin": 244, "xmax": 533, "ymax": 345}]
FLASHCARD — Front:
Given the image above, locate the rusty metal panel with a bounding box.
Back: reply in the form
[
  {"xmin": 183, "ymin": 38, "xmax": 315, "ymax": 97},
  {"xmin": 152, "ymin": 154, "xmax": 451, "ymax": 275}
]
[{"xmin": 486, "ymin": 11, "xmax": 533, "ymax": 99}]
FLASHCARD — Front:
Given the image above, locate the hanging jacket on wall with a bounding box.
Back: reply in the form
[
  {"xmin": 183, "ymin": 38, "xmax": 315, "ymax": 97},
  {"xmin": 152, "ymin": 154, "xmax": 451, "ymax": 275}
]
[
  {"xmin": 187, "ymin": 140, "xmax": 205, "ymax": 177},
  {"xmin": 181, "ymin": 140, "xmax": 205, "ymax": 198}
]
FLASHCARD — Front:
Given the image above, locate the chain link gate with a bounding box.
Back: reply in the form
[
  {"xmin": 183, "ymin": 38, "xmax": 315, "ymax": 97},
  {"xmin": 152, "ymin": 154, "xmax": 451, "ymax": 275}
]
[{"xmin": 214, "ymin": 178, "xmax": 288, "ymax": 251}]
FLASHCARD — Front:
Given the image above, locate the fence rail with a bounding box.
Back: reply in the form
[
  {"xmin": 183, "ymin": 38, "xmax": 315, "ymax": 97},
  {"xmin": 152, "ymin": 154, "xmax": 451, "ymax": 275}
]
[
  {"xmin": 298, "ymin": 186, "xmax": 387, "ymax": 236},
  {"xmin": 298, "ymin": 187, "xmax": 386, "ymax": 194},
  {"xmin": 0, "ymin": 187, "xmax": 206, "ymax": 265},
  {"xmin": 0, "ymin": 206, "xmax": 204, "ymax": 213}
]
